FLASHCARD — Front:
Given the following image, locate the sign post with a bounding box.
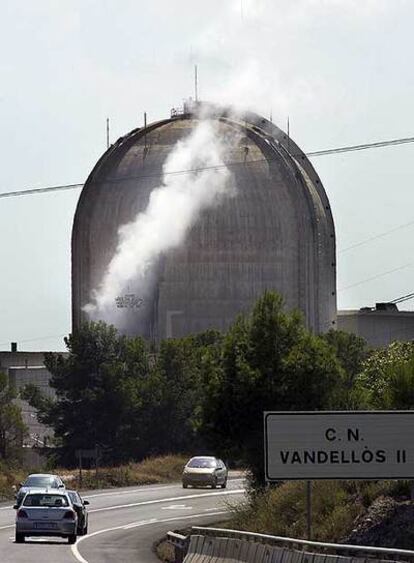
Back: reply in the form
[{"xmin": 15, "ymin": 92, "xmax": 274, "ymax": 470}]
[
  {"xmin": 306, "ymin": 480, "xmax": 312, "ymax": 540},
  {"xmin": 75, "ymin": 448, "xmax": 99, "ymax": 487}
]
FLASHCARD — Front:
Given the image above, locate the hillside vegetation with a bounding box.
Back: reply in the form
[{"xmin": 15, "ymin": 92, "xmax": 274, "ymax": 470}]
[
  {"xmin": 228, "ymin": 479, "xmax": 411, "ymax": 543},
  {"xmin": 0, "ymin": 455, "xmax": 187, "ymax": 501}
]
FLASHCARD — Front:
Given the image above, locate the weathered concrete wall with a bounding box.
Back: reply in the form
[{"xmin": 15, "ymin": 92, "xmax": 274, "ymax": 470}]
[
  {"xmin": 72, "ymin": 106, "xmax": 336, "ymax": 341},
  {"xmin": 338, "ymin": 310, "xmax": 414, "ymax": 347},
  {"xmin": 0, "ymin": 351, "xmax": 59, "ymax": 447}
]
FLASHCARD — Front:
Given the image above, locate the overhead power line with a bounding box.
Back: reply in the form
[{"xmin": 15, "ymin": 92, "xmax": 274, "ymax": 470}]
[
  {"xmin": 306, "ymin": 134, "xmax": 414, "ymax": 157},
  {"xmin": 339, "ymin": 262, "xmax": 414, "ymax": 292},
  {"xmin": 1, "ymin": 133, "xmax": 414, "ymax": 200},
  {"xmin": 0, "ymin": 333, "xmax": 67, "ymax": 349},
  {"xmin": 391, "ymin": 291, "xmax": 414, "ymax": 305},
  {"xmin": 339, "ymin": 218, "xmax": 414, "ymax": 253},
  {"xmin": 0, "ymin": 182, "xmax": 83, "ymax": 199}
]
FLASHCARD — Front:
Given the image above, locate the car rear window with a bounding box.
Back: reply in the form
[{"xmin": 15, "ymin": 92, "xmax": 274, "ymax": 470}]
[
  {"xmin": 24, "ymin": 476, "xmax": 59, "ymax": 488},
  {"xmin": 187, "ymin": 458, "xmax": 217, "ymax": 468},
  {"xmin": 68, "ymin": 492, "xmax": 81, "ymax": 504},
  {"xmin": 23, "ymin": 494, "xmax": 69, "ymax": 507}
]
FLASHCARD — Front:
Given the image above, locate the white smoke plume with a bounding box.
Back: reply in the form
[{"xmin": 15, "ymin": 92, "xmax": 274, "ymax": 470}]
[{"xmin": 84, "ymin": 117, "xmax": 238, "ymax": 319}]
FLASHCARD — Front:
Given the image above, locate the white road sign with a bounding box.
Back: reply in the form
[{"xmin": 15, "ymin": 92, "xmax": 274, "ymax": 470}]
[{"xmin": 264, "ymin": 411, "xmax": 414, "ymax": 480}]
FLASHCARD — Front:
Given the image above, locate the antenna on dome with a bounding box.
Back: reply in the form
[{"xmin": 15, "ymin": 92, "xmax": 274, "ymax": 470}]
[
  {"xmin": 194, "ymin": 64, "xmax": 198, "ymax": 102},
  {"xmin": 287, "ymin": 116, "xmax": 290, "ymax": 153},
  {"xmin": 106, "ymin": 118, "xmax": 110, "ymax": 149},
  {"xmin": 144, "ymin": 112, "xmax": 148, "ymax": 158}
]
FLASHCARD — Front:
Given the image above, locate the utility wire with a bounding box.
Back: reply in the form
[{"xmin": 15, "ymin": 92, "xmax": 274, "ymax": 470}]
[
  {"xmin": 0, "ymin": 333, "xmax": 67, "ymax": 347},
  {"xmin": 2, "ymin": 133, "xmax": 414, "ymax": 199},
  {"xmin": 339, "ymin": 218, "xmax": 414, "ymax": 253},
  {"xmin": 0, "ymin": 182, "xmax": 83, "ymax": 199},
  {"xmin": 391, "ymin": 291, "xmax": 414, "ymax": 304},
  {"xmin": 339, "ymin": 262, "xmax": 414, "ymax": 292},
  {"xmin": 306, "ymin": 134, "xmax": 414, "ymax": 157}
]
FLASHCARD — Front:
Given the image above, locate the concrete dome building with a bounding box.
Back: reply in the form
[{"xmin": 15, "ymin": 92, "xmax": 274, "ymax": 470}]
[{"xmin": 72, "ymin": 103, "xmax": 336, "ymax": 341}]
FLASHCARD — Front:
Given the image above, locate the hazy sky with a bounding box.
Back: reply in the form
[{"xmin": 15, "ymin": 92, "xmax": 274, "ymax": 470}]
[{"xmin": 1, "ymin": 0, "xmax": 413, "ymax": 351}]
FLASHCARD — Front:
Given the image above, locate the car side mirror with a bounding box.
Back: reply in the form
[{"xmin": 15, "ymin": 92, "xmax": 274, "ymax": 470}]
[
  {"xmin": 18, "ymin": 483, "xmax": 23, "ymax": 487},
  {"xmin": 59, "ymin": 484, "xmax": 65, "ymax": 488},
  {"xmin": 13, "ymin": 505, "xmax": 19, "ymax": 510},
  {"xmin": 83, "ymin": 500, "xmax": 90, "ymax": 506}
]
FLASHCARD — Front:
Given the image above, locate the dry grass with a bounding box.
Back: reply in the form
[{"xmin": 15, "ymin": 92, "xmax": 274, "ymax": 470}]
[
  {"xmin": 0, "ymin": 455, "xmax": 188, "ymax": 501},
  {"xmin": 155, "ymin": 538, "xmax": 176, "ymax": 562},
  {"xmin": 228, "ymin": 480, "xmax": 361, "ymax": 542},
  {"xmin": 59, "ymin": 455, "xmax": 188, "ymax": 491},
  {"xmin": 0, "ymin": 463, "xmax": 28, "ymax": 502},
  {"xmin": 227, "ymin": 479, "xmax": 412, "ymax": 542}
]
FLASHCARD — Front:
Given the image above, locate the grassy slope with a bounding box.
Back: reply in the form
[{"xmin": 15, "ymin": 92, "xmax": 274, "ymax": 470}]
[{"xmin": 227, "ymin": 479, "xmax": 411, "ymax": 542}]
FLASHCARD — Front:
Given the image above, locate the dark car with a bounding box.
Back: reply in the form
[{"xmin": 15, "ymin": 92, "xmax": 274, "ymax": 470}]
[{"xmin": 67, "ymin": 490, "xmax": 89, "ymax": 535}]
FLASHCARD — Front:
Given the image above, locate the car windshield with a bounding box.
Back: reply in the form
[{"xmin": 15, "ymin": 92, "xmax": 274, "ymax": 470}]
[
  {"xmin": 188, "ymin": 458, "xmax": 216, "ymax": 468},
  {"xmin": 23, "ymin": 494, "xmax": 69, "ymax": 507},
  {"xmin": 23, "ymin": 476, "xmax": 60, "ymax": 488}
]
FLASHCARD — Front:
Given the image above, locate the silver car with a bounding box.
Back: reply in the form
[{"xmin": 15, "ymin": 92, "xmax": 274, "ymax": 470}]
[
  {"xmin": 15, "ymin": 473, "xmax": 65, "ymax": 506},
  {"xmin": 14, "ymin": 489, "xmax": 77, "ymax": 544},
  {"xmin": 182, "ymin": 456, "xmax": 228, "ymax": 489}
]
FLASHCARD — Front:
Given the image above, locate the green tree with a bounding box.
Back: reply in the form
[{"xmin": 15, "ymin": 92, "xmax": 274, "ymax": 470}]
[
  {"xmin": 322, "ymin": 329, "xmax": 369, "ymax": 388},
  {"xmin": 24, "ymin": 322, "xmax": 151, "ymax": 465},
  {"xmin": 200, "ymin": 291, "xmax": 343, "ymax": 488},
  {"xmin": 381, "ymin": 358, "xmax": 414, "ymax": 409},
  {"xmin": 0, "ymin": 372, "xmax": 27, "ymax": 463},
  {"xmin": 355, "ymin": 341, "xmax": 414, "ymax": 408},
  {"xmin": 139, "ymin": 330, "xmax": 223, "ymax": 455}
]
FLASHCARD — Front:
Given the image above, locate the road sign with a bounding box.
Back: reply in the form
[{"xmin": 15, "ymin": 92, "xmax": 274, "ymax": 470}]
[{"xmin": 264, "ymin": 411, "xmax": 414, "ymax": 481}]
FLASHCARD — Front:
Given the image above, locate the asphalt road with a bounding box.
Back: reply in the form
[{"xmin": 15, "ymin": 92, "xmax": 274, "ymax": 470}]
[{"xmin": 0, "ymin": 476, "xmax": 245, "ymax": 563}]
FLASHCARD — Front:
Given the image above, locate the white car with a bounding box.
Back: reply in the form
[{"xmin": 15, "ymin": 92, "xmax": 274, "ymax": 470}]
[
  {"xmin": 14, "ymin": 489, "xmax": 77, "ymax": 544},
  {"xmin": 15, "ymin": 473, "xmax": 65, "ymax": 506},
  {"xmin": 182, "ymin": 456, "xmax": 228, "ymax": 489}
]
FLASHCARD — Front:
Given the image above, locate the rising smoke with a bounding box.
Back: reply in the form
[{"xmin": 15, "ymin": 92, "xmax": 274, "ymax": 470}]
[{"xmin": 84, "ymin": 116, "xmax": 238, "ymax": 322}]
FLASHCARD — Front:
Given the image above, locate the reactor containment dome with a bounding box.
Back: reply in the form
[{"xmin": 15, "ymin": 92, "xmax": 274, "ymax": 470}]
[{"xmin": 72, "ymin": 103, "xmax": 336, "ymax": 341}]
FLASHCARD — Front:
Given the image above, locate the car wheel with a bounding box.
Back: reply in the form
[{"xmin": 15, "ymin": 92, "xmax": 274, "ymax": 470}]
[
  {"xmin": 15, "ymin": 533, "xmax": 25, "ymax": 543},
  {"xmin": 182, "ymin": 483, "xmax": 188, "ymax": 488},
  {"xmin": 221, "ymin": 479, "xmax": 227, "ymax": 489},
  {"xmin": 83, "ymin": 525, "xmax": 88, "ymax": 535},
  {"xmin": 212, "ymin": 478, "xmax": 218, "ymax": 489},
  {"xmin": 68, "ymin": 534, "xmax": 77, "ymax": 544}
]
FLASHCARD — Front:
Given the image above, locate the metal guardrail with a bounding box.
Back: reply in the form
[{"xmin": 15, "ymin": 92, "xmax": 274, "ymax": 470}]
[
  {"xmin": 192, "ymin": 526, "xmax": 414, "ymax": 560},
  {"xmin": 167, "ymin": 526, "xmax": 414, "ymax": 562}
]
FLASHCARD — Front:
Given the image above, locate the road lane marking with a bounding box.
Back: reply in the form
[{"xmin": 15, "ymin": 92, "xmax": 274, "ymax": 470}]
[
  {"xmin": 0, "ymin": 525, "xmax": 13, "ymax": 530},
  {"xmin": 71, "ymin": 510, "xmax": 229, "ymax": 563},
  {"xmin": 89, "ymin": 488, "xmax": 244, "ymax": 513},
  {"xmin": 83, "ymin": 477, "xmax": 244, "ymax": 500},
  {"xmin": 162, "ymin": 505, "xmax": 192, "ymax": 510},
  {"xmin": 0, "ymin": 477, "xmax": 245, "ymax": 507},
  {"xmin": 123, "ymin": 518, "xmax": 157, "ymax": 529},
  {"xmin": 84, "ymin": 484, "xmax": 178, "ymax": 499}
]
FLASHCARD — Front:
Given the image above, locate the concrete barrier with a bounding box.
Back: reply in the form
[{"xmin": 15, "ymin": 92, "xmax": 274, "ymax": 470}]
[
  {"xmin": 183, "ymin": 536, "xmax": 403, "ymax": 563},
  {"xmin": 168, "ymin": 527, "xmax": 414, "ymax": 563}
]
